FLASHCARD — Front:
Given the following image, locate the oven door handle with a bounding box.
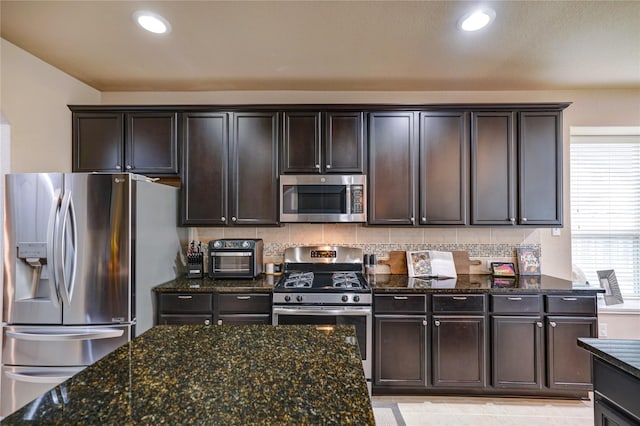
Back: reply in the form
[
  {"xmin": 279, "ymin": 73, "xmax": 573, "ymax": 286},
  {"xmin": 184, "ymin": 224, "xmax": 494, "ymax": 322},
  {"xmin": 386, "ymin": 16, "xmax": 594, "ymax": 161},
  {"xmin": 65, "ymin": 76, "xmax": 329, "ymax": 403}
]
[
  {"xmin": 273, "ymin": 307, "xmax": 371, "ymax": 316},
  {"xmin": 210, "ymin": 252, "xmax": 253, "ymax": 257}
]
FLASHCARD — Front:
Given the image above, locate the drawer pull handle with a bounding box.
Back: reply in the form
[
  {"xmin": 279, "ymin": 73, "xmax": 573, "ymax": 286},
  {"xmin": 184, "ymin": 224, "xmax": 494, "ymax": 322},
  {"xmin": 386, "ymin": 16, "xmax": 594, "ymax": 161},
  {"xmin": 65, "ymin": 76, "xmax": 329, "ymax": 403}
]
[
  {"xmin": 236, "ymin": 296, "xmax": 251, "ymax": 300},
  {"xmin": 507, "ymin": 297, "xmax": 523, "ymax": 301},
  {"xmin": 393, "ymin": 296, "xmax": 409, "ymax": 300},
  {"xmin": 536, "ymin": 322, "xmax": 543, "ymax": 328},
  {"xmin": 550, "ymin": 321, "xmax": 557, "ymax": 328},
  {"xmin": 561, "ymin": 297, "xmax": 578, "ymax": 301},
  {"xmin": 452, "ymin": 296, "xmax": 468, "ymax": 301},
  {"xmin": 434, "ymin": 320, "xmax": 441, "ymax": 327},
  {"xmin": 177, "ymin": 295, "xmax": 193, "ymax": 299}
]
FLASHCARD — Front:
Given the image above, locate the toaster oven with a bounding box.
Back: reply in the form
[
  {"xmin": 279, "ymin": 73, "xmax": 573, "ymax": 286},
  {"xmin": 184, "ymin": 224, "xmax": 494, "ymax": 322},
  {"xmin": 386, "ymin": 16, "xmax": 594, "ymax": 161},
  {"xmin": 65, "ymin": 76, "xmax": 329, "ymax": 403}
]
[{"xmin": 208, "ymin": 239, "xmax": 264, "ymax": 279}]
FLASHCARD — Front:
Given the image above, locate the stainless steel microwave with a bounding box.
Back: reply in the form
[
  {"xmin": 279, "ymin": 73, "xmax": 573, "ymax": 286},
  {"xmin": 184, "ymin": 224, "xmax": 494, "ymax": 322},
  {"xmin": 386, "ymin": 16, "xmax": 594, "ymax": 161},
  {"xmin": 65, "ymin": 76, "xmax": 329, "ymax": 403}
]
[{"xmin": 279, "ymin": 175, "xmax": 367, "ymax": 223}]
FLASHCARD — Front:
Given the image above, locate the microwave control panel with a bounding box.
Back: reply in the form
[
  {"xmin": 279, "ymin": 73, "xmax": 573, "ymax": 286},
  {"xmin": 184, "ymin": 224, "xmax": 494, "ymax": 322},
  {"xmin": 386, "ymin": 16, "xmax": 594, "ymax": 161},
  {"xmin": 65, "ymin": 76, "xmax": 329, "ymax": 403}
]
[{"xmin": 351, "ymin": 185, "xmax": 364, "ymax": 214}]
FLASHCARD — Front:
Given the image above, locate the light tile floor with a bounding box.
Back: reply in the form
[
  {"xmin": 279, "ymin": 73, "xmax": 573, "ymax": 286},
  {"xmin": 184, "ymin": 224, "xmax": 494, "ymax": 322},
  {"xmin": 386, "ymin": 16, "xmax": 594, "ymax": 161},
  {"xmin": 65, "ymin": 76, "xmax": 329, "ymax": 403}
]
[{"xmin": 372, "ymin": 394, "xmax": 593, "ymax": 425}]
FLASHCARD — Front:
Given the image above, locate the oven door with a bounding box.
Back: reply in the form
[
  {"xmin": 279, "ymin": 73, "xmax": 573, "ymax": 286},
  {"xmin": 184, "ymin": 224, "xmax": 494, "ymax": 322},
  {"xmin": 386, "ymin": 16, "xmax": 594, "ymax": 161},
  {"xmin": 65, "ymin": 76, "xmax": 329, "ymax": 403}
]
[
  {"xmin": 272, "ymin": 305, "xmax": 372, "ymax": 380},
  {"xmin": 209, "ymin": 251, "xmax": 255, "ymax": 278}
]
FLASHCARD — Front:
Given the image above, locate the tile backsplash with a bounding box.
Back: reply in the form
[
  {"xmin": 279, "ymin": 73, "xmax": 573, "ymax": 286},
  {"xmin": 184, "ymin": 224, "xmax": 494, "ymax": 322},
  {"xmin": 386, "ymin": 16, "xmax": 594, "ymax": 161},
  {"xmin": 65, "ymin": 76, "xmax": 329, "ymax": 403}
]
[{"xmin": 193, "ymin": 224, "xmax": 541, "ymax": 274}]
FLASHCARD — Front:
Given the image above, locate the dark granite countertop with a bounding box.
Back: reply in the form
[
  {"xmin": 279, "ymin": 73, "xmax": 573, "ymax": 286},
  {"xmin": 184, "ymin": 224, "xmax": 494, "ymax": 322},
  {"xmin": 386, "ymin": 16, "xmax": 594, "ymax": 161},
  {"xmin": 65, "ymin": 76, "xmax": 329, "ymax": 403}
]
[
  {"xmin": 578, "ymin": 338, "xmax": 640, "ymax": 379},
  {"xmin": 371, "ymin": 274, "xmax": 604, "ymax": 294},
  {"xmin": 153, "ymin": 275, "xmax": 277, "ymax": 293},
  {"xmin": 154, "ymin": 274, "xmax": 603, "ymax": 295},
  {"xmin": 2, "ymin": 325, "xmax": 373, "ymax": 425}
]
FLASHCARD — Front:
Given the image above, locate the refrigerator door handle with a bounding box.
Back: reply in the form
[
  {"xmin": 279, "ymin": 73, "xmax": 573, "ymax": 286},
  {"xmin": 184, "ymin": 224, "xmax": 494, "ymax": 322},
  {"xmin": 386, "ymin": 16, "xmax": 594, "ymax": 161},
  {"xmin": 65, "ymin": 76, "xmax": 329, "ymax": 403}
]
[
  {"xmin": 47, "ymin": 189, "xmax": 62, "ymax": 308},
  {"xmin": 5, "ymin": 368, "xmax": 84, "ymax": 384},
  {"xmin": 6, "ymin": 328, "xmax": 125, "ymax": 342},
  {"xmin": 56, "ymin": 190, "xmax": 78, "ymax": 305}
]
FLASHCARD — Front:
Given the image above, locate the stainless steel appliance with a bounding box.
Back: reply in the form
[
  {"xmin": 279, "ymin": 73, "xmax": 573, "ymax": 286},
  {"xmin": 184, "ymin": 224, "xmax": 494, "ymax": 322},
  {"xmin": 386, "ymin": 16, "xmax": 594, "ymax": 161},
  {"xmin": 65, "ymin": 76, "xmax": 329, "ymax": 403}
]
[
  {"xmin": 208, "ymin": 239, "xmax": 264, "ymax": 279},
  {"xmin": 2, "ymin": 173, "xmax": 184, "ymax": 417},
  {"xmin": 272, "ymin": 246, "xmax": 372, "ymax": 382},
  {"xmin": 279, "ymin": 174, "xmax": 366, "ymax": 223}
]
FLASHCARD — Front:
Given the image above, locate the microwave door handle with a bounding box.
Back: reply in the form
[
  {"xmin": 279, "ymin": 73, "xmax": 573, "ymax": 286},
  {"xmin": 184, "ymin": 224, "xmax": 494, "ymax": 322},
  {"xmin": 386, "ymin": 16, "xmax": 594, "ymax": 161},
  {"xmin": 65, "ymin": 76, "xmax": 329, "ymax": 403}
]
[{"xmin": 346, "ymin": 185, "xmax": 351, "ymax": 215}]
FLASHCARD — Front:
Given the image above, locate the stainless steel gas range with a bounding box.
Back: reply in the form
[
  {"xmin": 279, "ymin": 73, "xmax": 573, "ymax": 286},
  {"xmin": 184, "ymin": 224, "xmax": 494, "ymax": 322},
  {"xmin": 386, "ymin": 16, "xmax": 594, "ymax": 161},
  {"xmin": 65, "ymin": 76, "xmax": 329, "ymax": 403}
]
[{"xmin": 272, "ymin": 246, "xmax": 372, "ymax": 382}]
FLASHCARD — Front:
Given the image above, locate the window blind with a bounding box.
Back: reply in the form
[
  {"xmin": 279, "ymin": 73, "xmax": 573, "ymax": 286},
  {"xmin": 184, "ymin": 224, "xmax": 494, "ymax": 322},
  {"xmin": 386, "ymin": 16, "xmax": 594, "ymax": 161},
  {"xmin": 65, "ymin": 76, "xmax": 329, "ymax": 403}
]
[{"xmin": 570, "ymin": 130, "xmax": 640, "ymax": 297}]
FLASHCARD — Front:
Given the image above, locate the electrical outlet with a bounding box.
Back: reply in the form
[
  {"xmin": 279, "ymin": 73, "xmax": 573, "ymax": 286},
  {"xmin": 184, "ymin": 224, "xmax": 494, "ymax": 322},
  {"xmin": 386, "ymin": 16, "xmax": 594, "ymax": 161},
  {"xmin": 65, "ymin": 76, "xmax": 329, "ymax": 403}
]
[
  {"xmin": 552, "ymin": 228, "xmax": 561, "ymax": 236},
  {"xmin": 599, "ymin": 323, "xmax": 608, "ymax": 337}
]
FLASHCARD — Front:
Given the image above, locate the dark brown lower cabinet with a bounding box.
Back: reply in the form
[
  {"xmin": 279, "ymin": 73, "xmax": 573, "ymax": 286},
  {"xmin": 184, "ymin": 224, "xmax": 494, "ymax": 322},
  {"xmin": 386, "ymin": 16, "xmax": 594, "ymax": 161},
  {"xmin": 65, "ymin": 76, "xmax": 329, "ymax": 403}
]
[
  {"xmin": 491, "ymin": 316, "xmax": 543, "ymax": 389},
  {"xmin": 374, "ymin": 315, "xmax": 427, "ymax": 387},
  {"xmin": 156, "ymin": 293, "xmax": 213, "ymax": 325},
  {"xmin": 216, "ymin": 293, "xmax": 272, "ymax": 325},
  {"xmin": 547, "ymin": 316, "xmax": 598, "ymax": 390},
  {"xmin": 432, "ymin": 316, "xmax": 486, "ymax": 388}
]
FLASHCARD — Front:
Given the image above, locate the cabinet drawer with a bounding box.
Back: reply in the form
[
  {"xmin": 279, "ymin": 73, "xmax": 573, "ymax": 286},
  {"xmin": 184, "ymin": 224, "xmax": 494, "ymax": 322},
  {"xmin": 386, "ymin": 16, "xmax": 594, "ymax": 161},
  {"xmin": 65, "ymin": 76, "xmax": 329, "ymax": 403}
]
[
  {"xmin": 218, "ymin": 293, "xmax": 271, "ymax": 314},
  {"xmin": 158, "ymin": 293, "xmax": 213, "ymax": 313},
  {"xmin": 432, "ymin": 294, "xmax": 485, "ymax": 313},
  {"xmin": 491, "ymin": 295, "xmax": 541, "ymax": 314},
  {"xmin": 546, "ymin": 295, "xmax": 596, "ymax": 315},
  {"xmin": 158, "ymin": 314, "xmax": 212, "ymax": 325},
  {"xmin": 374, "ymin": 294, "xmax": 427, "ymax": 314},
  {"xmin": 218, "ymin": 314, "xmax": 272, "ymax": 325}
]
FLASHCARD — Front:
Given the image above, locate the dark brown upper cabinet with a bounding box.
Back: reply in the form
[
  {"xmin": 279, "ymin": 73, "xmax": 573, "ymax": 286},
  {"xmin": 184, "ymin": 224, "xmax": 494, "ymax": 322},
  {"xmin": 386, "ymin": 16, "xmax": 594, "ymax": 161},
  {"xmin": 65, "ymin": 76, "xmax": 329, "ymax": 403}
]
[
  {"xmin": 181, "ymin": 111, "xmax": 280, "ymax": 226},
  {"xmin": 281, "ymin": 111, "xmax": 364, "ymax": 174},
  {"xmin": 419, "ymin": 112, "xmax": 469, "ymax": 225},
  {"xmin": 471, "ymin": 110, "xmax": 563, "ymax": 226},
  {"xmin": 181, "ymin": 112, "xmax": 229, "ymax": 226},
  {"xmin": 518, "ymin": 111, "xmax": 563, "ymax": 226},
  {"xmin": 368, "ymin": 111, "xmax": 417, "ymax": 225},
  {"xmin": 72, "ymin": 111, "xmax": 178, "ymax": 175}
]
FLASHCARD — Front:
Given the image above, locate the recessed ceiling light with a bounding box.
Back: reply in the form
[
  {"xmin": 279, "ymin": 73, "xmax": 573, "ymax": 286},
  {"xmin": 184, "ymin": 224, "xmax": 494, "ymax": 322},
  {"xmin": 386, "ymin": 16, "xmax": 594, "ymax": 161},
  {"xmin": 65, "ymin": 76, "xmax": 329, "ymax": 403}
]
[
  {"xmin": 133, "ymin": 11, "xmax": 171, "ymax": 34},
  {"xmin": 458, "ymin": 8, "xmax": 496, "ymax": 32}
]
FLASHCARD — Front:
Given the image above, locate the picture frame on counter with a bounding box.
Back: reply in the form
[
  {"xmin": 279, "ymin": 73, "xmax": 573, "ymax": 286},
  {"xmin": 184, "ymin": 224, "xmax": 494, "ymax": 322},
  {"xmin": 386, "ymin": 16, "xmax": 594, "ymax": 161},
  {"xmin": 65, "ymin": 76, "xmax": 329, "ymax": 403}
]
[
  {"xmin": 491, "ymin": 262, "xmax": 516, "ymax": 277},
  {"xmin": 517, "ymin": 246, "xmax": 541, "ymax": 275}
]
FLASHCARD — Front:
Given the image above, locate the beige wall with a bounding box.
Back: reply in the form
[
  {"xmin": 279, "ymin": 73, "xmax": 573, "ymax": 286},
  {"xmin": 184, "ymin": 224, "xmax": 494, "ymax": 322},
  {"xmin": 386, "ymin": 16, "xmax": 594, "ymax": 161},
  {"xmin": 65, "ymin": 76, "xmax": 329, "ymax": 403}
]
[
  {"xmin": 0, "ymin": 39, "xmax": 101, "ymax": 172},
  {"xmin": 3, "ymin": 38, "xmax": 640, "ymax": 280}
]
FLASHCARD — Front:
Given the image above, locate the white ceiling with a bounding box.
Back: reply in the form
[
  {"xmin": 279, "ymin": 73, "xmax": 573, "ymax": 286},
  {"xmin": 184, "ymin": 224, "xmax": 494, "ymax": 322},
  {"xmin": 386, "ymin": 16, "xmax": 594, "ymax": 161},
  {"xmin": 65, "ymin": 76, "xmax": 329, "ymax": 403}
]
[{"xmin": 2, "ymin": 1, "xmax": 639, "ymax": 92}]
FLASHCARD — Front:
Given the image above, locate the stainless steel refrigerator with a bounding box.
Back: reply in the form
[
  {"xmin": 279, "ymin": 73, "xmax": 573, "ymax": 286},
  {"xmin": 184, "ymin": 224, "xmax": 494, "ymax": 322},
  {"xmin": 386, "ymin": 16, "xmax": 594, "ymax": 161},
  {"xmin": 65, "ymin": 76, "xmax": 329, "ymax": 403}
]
[{"xmin": 1, "ymin": 173, "xmax": 185, "ymax": 417}]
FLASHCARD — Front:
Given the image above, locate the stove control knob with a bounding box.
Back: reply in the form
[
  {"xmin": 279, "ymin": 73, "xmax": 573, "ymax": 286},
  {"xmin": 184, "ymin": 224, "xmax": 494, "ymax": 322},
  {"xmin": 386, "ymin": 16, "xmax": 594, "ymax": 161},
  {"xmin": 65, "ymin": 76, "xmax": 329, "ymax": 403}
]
[
  {"xmin": 213, "ymin": 240, "xmax": 222, "ymax": 249},
  {"xmin": 242, "ymin": 240, "xmax": 251, "ymax": 248},
  {"xmin": 296, "ymin": 295, "xmax": 304, "ymax": 302},
  {"xmin": 353, "ymin": 295, "xmax": 360, "ymax": 302},
  {"xmin": 342, "ymin": 295, "xmax": 349, "ymax": 302},
  {"xmin": 284, "ymin": 295, "xmax": 291, "ymax": 302}
]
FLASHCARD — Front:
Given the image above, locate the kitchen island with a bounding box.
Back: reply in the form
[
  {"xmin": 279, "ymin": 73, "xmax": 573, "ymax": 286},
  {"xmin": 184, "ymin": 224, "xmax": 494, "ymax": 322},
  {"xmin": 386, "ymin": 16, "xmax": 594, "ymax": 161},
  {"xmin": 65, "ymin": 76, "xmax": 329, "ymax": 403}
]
[
  {"xmin": 2, "ymin": 325, "xmax": 373, "ymax": 425},
  {"xmin": 578, "ymin": 338, "xmax": 640, "ymax": 425}
]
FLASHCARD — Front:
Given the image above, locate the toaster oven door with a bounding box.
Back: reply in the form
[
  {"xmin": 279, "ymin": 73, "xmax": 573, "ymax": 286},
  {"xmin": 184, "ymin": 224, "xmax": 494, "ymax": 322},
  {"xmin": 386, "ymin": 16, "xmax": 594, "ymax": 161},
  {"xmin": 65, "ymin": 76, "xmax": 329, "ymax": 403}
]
[{"xmin": 209, "ymin": 251, "xmax": 254, "ymax": 278}]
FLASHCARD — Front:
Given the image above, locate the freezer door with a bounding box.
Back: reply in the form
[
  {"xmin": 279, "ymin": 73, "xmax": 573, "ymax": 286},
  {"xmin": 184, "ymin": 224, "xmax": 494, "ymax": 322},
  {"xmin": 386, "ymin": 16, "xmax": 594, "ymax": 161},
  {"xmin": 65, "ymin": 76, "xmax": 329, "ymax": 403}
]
[
  {"xmin": 3, "ymin": 173, "xmax": 63, "ymax": 324},
  {"xmin": 1, "ymin": 365, "xmax": 84, "ymax": 418},
  {"xmin": 61, "ymin": 173, "xmax": 131, "ymax": 325},
  {"xmin": 1, "ymin": 324, "xmax": 131, "ymax": 366}
]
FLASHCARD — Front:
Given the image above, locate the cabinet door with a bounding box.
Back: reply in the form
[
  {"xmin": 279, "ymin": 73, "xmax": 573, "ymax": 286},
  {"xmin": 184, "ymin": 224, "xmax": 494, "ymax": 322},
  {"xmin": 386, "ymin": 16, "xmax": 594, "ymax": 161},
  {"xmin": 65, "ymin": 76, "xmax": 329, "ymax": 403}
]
[
  {"xmin": 72, "ymin": 112, "xmax": 123, "ymax": 172},
  {"xmin": 230, "ymin": 112, "xmax": 279, "ymax": 225},
  {"xmin": 368, "ymin": 112, "xmax": 416, "ymax": 225},
  {"xmin": 281, "ymin": 112, "xmax": 321, "ymax": 173},
  {"xmin": 181, "ymin": 112, "xmax": 229, "ymax": 225},
  {"xmin": 325, "ymin": 112, "xmax": 365, "ymax": 173},
  {"xmin": 471, "ymin": 112, "xmax": 516, "ymax": 225},
  {"xmin": 547, "ymin": 316, "xmax": 597, "ymax": 390},
  {"xmin": 491, "ymin": 316, "xmax": 543, "ymax": 389},
  {"xmin": 419, "ymin": 112, "xmax": 469, "ymax": 225},
  {"xmin": 126, "ymin": 112, "xmax": 178, "ymax": 175},
  {"xmin": 432, "ymin": 315, "xmax": 486, "ymax": 388},
  {"xmin": 518, "ymin": 111, "xmax": 562, "ymax": 225},
  {"xmin": 375, "ymin": 315, "xmax": 427, "ymax": 387}
]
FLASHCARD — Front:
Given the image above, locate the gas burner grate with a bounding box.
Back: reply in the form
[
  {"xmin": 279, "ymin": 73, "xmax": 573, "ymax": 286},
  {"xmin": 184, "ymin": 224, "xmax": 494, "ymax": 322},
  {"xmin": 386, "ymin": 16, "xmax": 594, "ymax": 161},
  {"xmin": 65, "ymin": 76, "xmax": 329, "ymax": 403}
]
[
  {"xmin": 284, "ymin": 272, "xmax": 314, "ymax": 288},
  {"xmin": 331, "ymin": 272, "xmax": 362, "ymax": 289}
]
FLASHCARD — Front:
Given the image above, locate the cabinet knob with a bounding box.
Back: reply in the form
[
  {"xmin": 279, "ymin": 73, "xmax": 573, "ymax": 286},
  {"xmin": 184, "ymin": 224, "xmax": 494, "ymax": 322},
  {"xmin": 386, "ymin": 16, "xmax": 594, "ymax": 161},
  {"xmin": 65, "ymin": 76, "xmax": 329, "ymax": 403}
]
[
  {"xmin": 550, "ymin": 321, "xmax": 557, "ymax": 328},
  {"xmin": 422, "ymin": 320, "xmax": 427, "ymax": 326},
  {"xmin": 204, "ymin": 319, "xmax": 211, "ymax": 325},
  {"xmin": 115, "ymin": 165, "xmax": 121, "ymax": 170},
  {"xmin": 217, "ymin": 319, "xmax": 223, "ymax": 326},
  {"xmin": 509, "ymin": 217, "xmax": 516, "ymax": 223},
  {"xmin": 536, "ymin": 321, "xmax": 543, "ymax": 328},
  {"xmin": 434, "ymin": 320, "xmax": 441, "ymax": 327},
  {"xmin": 522, "ymin": 217, "xmax": 528, "ymax": 222},
  {"xmin": 315, "ymin": 164, "xmax": 321, "ymax": 169},
  {"xmin": 410, "ymin": 217, "xmax": 415, "ymax": 224},
  {"xmin": 422, "ymin": 217, "xmax": 426, "ymax": 222},
  {"xmin": 126, "ymin": 165, "xmax": 132, "ymax": 170},
  {"xmin": 231, "ymin": 216, "xmax": 237, "ymax": 222},
  {"xmin": 326, "ymin": 164, "xmax": 332, "ymax": 169},
  {"xmin": 221, "ymin": 216, "xmax": 226, "ymax": 222}
]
